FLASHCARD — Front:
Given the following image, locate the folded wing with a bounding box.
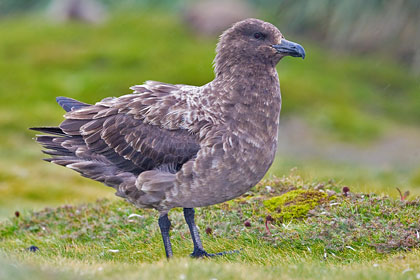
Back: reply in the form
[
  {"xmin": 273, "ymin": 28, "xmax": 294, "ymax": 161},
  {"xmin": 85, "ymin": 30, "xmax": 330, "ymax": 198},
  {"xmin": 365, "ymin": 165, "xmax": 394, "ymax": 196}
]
[{"xmin": 31, "ymin": 83, "xmax": 201, "ymax": 198}]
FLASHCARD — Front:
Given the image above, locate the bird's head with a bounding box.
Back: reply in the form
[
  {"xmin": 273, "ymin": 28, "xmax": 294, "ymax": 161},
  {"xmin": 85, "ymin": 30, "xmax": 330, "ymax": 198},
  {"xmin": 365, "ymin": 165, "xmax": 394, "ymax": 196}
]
[{"xmin": 214, "ymin": 18, "xmax": 305, "ymax": 76}]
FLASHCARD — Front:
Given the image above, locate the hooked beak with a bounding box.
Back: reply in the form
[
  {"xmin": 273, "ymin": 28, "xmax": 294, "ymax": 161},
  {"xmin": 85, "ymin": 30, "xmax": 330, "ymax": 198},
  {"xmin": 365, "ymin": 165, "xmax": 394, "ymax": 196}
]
[{"xmin": 272, "ymin": 39, "xmax": 305, "ymax": 59}]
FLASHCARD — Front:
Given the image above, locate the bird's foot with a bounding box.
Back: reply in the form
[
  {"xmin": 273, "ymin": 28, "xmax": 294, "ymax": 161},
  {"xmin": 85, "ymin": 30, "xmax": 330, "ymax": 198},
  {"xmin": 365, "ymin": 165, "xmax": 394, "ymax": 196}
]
[{"xmin": 190, "ymin": 248, "xmax": 240, "ymax": 258}]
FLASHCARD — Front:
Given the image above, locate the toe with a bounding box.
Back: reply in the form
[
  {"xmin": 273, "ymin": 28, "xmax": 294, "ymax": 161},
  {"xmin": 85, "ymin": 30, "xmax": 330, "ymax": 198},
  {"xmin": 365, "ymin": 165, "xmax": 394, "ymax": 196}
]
[{"xmin": 190, "ymin": 249, "xmax": 240, "ymax": 258}]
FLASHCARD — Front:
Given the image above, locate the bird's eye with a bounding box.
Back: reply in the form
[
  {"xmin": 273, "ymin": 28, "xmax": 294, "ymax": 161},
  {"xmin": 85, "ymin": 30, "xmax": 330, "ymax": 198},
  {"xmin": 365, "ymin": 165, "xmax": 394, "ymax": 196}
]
[{"xmin": 253, "ymin": 32, "xmax": 265, "ymax": 40}]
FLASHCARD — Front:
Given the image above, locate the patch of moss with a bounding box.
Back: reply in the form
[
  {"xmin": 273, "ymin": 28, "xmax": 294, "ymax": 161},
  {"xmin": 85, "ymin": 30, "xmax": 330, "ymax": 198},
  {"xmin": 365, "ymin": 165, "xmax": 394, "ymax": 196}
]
[{"xmin": 264, "ymin": 189, "xmax": 329, "ymax": 222}]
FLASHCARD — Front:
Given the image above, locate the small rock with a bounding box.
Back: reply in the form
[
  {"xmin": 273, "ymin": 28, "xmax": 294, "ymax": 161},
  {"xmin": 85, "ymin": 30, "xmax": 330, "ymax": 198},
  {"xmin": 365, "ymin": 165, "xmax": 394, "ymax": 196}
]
[{"xmin": 327, "ymin": 190, "xmax": 336, "ymax": 197}]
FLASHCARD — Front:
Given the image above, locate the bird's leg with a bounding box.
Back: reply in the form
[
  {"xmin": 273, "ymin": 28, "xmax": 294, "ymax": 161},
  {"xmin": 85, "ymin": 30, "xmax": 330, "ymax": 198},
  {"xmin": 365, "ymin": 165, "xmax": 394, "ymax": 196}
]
[
  {"xmin": 183, "ymin": 208, "xmax": 208, "ymax": 257},
  {"xmin": 183, "ymin": 208, "xmax": 237, "ymax": 258},
  {"xmin": 158, "ymin": 214, "xmax": 173, "ymax": 258}
]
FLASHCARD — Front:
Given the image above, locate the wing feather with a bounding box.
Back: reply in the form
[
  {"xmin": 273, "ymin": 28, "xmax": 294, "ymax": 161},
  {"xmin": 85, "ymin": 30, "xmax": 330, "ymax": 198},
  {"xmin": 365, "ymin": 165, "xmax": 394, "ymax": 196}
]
[{"xmin": 55, "ymin": 83, "xmax": 201, "ymax": 175}]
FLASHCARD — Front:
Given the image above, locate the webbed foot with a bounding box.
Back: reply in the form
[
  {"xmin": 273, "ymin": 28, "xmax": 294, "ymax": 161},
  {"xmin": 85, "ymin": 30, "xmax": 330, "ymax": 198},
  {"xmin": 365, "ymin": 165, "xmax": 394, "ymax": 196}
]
[{"xmin": 190, "ymin": 248, "xmax": 240, "ymax": 258}]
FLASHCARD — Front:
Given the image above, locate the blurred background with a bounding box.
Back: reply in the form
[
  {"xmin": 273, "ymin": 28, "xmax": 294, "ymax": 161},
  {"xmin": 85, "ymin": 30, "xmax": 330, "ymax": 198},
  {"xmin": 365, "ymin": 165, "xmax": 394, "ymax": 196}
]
[{"xmin": 0, "ymin": 0, "xmax": 419, "ymax": 218}]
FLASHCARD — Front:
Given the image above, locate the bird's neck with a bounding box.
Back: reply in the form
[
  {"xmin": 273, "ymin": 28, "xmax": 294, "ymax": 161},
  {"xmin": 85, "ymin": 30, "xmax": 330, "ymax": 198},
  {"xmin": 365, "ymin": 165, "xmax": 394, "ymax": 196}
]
[
  {"xmin": 214, "ymin": 54, "xmax": 278, "ymax": 81},
  {"xmin": 211, "ymin": 62, "xmax": 282, "ymax": 137},
  {"xmin": 212, "ymin": 62, "xmax": 281, "ymax": 109}
]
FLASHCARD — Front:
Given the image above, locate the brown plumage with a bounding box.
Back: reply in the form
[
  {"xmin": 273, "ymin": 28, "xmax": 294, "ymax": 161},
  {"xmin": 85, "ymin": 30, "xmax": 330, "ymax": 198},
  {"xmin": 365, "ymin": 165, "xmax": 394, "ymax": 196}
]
[{"xmin": 31, "ymin": 18, "xmax": 305, "ymax": 258}]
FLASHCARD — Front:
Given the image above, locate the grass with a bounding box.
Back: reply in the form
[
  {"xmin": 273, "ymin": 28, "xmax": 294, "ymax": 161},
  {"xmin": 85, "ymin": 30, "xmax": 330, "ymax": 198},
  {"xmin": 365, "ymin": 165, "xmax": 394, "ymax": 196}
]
[
  {"xmin": 2, "ymin": 254, "xmax": 420, "ymax": 280},
  {"xmin": 1, "ymin": 174, "xmax": 420, "ymax": 279}
]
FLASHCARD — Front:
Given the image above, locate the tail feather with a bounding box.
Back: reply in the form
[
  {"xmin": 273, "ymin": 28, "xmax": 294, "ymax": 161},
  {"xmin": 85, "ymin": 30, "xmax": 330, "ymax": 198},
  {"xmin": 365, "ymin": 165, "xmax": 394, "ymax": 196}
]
[
  {"xmin": 31, "ymin": 125, "xmax": 139, "ymax": 199},
  {"xmin": 56, "ymin": 96, "xmax": 90, "ymax": 112},
  {"xmin": 34, "ymin": 134, "xmax": 73, "ymax": 154},
  {"xmin": 30, "ymin": 126, "xmax": 66, "ymax": 136},
  {"xmin": 42, "ymin": 149, "xmax": 73, "ymax": 156}
]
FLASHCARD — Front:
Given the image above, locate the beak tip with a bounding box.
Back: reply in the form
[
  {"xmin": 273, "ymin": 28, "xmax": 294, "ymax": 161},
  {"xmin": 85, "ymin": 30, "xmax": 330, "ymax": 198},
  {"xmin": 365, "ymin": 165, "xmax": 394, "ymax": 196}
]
[
  {"xmin": 272, "ymin": 40, "xmax": 306, "ymax": 60},
  {"xmin": 298, "ymin": 45, "xmax": 306, "ymax": 60}
]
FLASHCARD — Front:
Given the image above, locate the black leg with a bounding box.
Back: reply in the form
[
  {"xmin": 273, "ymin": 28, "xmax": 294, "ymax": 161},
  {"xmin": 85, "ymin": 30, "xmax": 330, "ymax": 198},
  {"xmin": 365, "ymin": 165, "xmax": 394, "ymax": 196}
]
[
  {"xmin": 183, "ymin": 208, "xmax": 208, "ymax": 257},
  {"xmin": 158, "ymin": 214, "xmax": 173, "ymax": 258},
  {"xmin": 183, "ymin": 208, "xmax": 238, "ymax": 258}
]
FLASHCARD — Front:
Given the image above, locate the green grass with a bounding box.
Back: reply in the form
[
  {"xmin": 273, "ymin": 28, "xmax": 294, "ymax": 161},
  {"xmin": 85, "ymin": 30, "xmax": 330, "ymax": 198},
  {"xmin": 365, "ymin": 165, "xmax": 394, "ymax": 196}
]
[
  {"xmin": 2, "ymin": 254, "xmax": 420, "ymax": 280},
  {"xmin": 3, "ymin": 254, "xmax": 420, "ymax": 280},
  {"xmin": 1, "ymin": 175, "xmax": 420, "ymax": 279}
]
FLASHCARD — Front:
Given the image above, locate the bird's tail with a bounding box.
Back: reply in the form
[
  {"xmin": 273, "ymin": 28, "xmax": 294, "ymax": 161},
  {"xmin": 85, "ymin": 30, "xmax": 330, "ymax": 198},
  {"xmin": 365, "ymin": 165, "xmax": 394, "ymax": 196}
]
[
  {"xmin": 30, "ymin": 125, "xmax": 140, "ymax": 199},
  {"xmin": 29, "ymin": 96, "xmax": 140, "ymax": 197}
]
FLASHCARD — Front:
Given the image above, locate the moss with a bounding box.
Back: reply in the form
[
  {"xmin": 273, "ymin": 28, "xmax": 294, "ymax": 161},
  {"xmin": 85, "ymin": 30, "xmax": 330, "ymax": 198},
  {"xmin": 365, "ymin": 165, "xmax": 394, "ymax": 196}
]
[{"xmin": 263, "ymin": 189, "xmax": 329, "ymax": 222}]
